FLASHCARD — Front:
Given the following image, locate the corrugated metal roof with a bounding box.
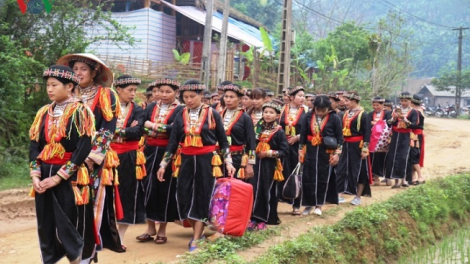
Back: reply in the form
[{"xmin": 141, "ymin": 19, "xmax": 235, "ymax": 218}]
[
  {"xmin": 421, "ymin": 84, "xmax": 470, "ymax": 97},
  {"xmin": 161, "ymin": 1, "xmax": 265, "ymax": 48}
]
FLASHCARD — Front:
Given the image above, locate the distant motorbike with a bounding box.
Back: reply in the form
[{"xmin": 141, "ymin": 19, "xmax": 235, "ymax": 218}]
[
  {"xmin": 424, "ymin": 106, "xmax": 437, "ymax": 117},
  {"xmin": 435, "ymin": 106, "xmax": 445, "ymax": 118},
  {"xmin": 436, "ymin": 105, "xmax": 457, "ymax": 118}
]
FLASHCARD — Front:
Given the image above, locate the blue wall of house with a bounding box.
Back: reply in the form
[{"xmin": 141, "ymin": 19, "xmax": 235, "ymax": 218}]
[{"xmin": 86, "ymin": 8, "xmax": 176, "ymax": 63}]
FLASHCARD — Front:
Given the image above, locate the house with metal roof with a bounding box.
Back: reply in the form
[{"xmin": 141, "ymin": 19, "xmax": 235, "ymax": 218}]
[
  {"xmin": 417, "ymin": 84, "xmax": 470, "ymax": 107},
  {"xmin": 86, "ymin": 0, "xmax": 268, "ymax": 85}
]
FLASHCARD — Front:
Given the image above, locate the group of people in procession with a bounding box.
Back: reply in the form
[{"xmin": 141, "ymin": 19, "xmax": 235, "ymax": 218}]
[{"xmin": 29, "ymin": 53, "xmax": 426, "ymax": 264}]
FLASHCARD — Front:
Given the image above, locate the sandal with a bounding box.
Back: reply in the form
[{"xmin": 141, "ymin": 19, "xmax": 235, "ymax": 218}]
[
  {"xmin": 411, "ymin": 181, "xmax": 419, "ymax": 185},
  {"xmin": 136, "ymin": 233, "xmax": 154, "ymax": 242},
  {"xmin": 247, "ymin": 220, "xmax": 257, "ymax": 231},
  {"xmin": 391, "ymin": 185, "xmax": 401, "ymax": 189},
  {"xmin": 256, "ymin": 222, "xmax": 267, "ymax": 231},
  {"xmin": 154, "ymin": 236, "xmax": 167, "ymax": 244},
  {"xmin": 291, "ymin": 209, "xmax": 301, "ymax": 216},
  {"xmin": 121, "ymin": 245, "xmax": 127, "ymax": 251},
  {"xmin": 401, "ymin": 183, "xmax": 410, "ymax": 188}
]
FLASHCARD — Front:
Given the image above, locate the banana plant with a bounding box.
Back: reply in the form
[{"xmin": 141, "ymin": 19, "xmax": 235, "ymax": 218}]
[{"xmin": 172, "ymin": 49, "xmax": 191, "ymax": 65}]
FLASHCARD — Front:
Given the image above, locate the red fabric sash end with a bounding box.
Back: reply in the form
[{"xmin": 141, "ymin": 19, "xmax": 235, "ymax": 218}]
[
  {"xmin": 392, "ymin": 127, "xmax": 411, "ymax": 133},
  {"xmin": 180, "ymin": 145, "xmax": 216, "ymax": 155},
  {"xmin": 230, "ymin": 145, "xmax": 244, "ymax": 152},
  {"xmin": 343, "ymin": 136, "xmax": 364, "ymax": 143},
  {"xmin": 412, "ymin": 129, "xmax": 425, "ymax": 167},
  {"xmin": 41, "ymin": 152, "xmax": 72, "ymax": 165},
  {"xmin": 110, "ymin": 141, "xmax": 139, "ymax": 155},
  {"xmin": 146, "ymin": 138, "xmax": 169, "ymax": 147}
]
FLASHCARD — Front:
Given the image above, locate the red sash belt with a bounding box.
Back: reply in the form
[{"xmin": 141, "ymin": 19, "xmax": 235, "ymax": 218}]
[
  {"xmin": 42, "ymin": 152, "xmax": 72, "ymax": 165},
  {"xmin": 230, "ymin": 145, "xmax": 244, "ymax": 152},
  {"xmin": 392, "ymin": 127, "xmax": 411, "ymax": 133},
  {"xmin": 111, "ymin": 141, "xmax": 140, "ymax": 155},
  {"xmin": 344, "ymin": 136, "xmax": 364, "ymax": 143},
  {"xmin": 412, "ymin": 129, "xmax": 425, "ymax": 167},
  {"xmin": 146, "ymin": 138, "xmax": 169, "ymax": 147},
  {"xmin": 180, "ymin": 144, "xmax": 216, "ymax": 155}
]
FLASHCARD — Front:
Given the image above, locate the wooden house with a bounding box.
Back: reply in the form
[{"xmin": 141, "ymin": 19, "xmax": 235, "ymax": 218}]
[{"xmin": 86, "ymin": 0, "xmax": 268, "ymax": 85}]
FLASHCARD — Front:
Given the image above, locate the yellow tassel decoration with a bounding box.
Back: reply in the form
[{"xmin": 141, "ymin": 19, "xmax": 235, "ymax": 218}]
[
  {"xmin": 77, "ymin": 165, "xmax": 89, "ymax": 185},
  {"xmin": 212, "ymin": 154, "xmax": 223, "ymax": 166},
  {"xmin": 81, "ymin": 186, "xmax": 90, "ymax": 205},
  {"xmin": 311, "ymin": 135, "xmax": 322, "ymax": 146},
  {"xmin": 256, "ymin": 142, "xmax": 270, "ymax": 153},
  {"xmin": 136, "ymin": 166, "xmax": 144, "ymax": 180},
  {"xmin": 213, "ymin": 166, "xmax": 223, "ymax": 178},
  {"xmin": 29, "ymin": 187, "xmax": 35, "ymax": 197},
  {"xmin": 38, "ymin": 142, "xmax": 66, "ymax": 161},
  {"xmin": 104, "ymin": 150, "xmax": 119, "ymax": 168},
  {"xmin": 237, "ymin": 168, "xmax": 245, "ymax": 179},
  {"xmin": 29, "ymin": 105, "xmax": 49, "ymax": 141},
  {"xmin": 173, "ymin": 167, "xmax": 180, "ymax": 178},
  {"xmin": 72, "ymin": 183, "xmax": 84, "ymax": 205},
  {"xmin": 136, "ymin": 150, "xmax": 146, "ymax": 165},
  {"xmin": 342, "ymin": 128, "xmax": 352, "ymax": 137},
  {"xmin": 114, "ymin": 169, "xmax": 119, "ymax": 185},
  {"xmin": 273, "ymin": 159, "xmax": 284, "ymax": 181},
  {"xmin": 101, "ymin": 168, "xmax": 112, "ymax": 186},
  {"xmin": 241, "ymin": 154, "xmax": 248, "ymax": 167},
  {"xmin": 174, "ymin": 154, "xmax": 181, "ymax": 166},
  {"xmin": 100, "ymin": 88, "xmax": 120, "ymax": 121},
  {"xmin": 184, "ymin": 134, "xmax": 203, "ymax": 147}
]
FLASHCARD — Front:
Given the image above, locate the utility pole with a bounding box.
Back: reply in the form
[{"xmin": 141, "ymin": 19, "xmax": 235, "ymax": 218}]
[
  {"xmin": 216, "ymin": 0, "xmax": 230, "ymax": 85},
  {"xmin": 201, "ymin": 0, "xmax": 214, "ymax": 88},
  {"xmin": 276, "ymin": 0, "xmax": 292, "ymax": 96},
  {"xmin": 452, "ymin": 27, "xmax": 468, "ymax": 114}
]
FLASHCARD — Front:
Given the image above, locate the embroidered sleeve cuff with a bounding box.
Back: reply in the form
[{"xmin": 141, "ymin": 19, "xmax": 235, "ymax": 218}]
[
  {"xmin": 221, "ymin": 148, "xmax": 232, "ymax": 161},
  {"xmin": 335, "ymin": 145, "xmax": 343, "ymax": 155},
  {"xmin": 268, "ymin": 150, "xmax": 279, "ymax": 158},
  {"xmin": 56, "ymin": 162, "xmax": 78, "ymax": 180},
  {"xmin": 29, "ymin": 161, "xmax": 41, "ymax": 178},
  {"xmin": 157, "ymin": 125, "xmax": 167, "ymax": 133},
  {"xmin": 247, "ymin": 150, "xmax": 256, "ymax": 165},
  {"xmin": 159, "ymin": 152, "xmax": 173, "ymax": 168},
  {"xmin": 88, "ymin": 151, "xmax": 105, "ymax": 165}
]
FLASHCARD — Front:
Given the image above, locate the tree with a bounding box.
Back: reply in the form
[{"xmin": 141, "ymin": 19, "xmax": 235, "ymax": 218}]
[
  {"xmin": 431, "ymin": 67, "xmax": 470, "ymax": 110},
  {"xmin": 0, "ymin": 0, "xmax": 134, "ymax": 179},
  {"xmin": 0, "ymin": 0, "xmax": 134, "ymax": 66}
]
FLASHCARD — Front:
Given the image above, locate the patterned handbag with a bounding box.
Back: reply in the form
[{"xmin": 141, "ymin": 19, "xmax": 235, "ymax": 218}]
[{"xmin": 373, "ymin": 120, "xmax": 391, "ymax": 153}]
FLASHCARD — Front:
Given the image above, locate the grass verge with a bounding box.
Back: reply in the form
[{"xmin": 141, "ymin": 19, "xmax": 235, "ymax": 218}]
[
  {"xmin": 0, "ymin": 162, "xmax": 29, "ymax": 191},
  {"xmin": 251, "ymin": 174, "xmax": 470, "ymax": 264}
]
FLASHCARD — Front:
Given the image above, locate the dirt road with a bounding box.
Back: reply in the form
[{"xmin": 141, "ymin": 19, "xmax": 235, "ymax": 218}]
[{"xmin": 1, "ymin": 117, "xmax": 469, "ymax": 264}]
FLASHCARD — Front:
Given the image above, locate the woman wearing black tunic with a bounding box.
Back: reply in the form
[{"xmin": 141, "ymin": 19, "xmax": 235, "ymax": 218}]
[
  {"xmin": 369, "ymin": 97, "xmax": 391, "ymax": 185},
  {"xmin": 57, "ymin": 53, "xmax": 123, "ymax": 257},
  {"xmin": 279, "ymin": 86, "xmax": 306, "ymax": 215},
  {"xmin": 299, "ymin": 96, "xmax": 343, "ymax": 216},
  {"xmin": 385, "ymin": 92, "xmax": 418, "ymax": 188},
  {"xmin": 410, "ymin": 94, "xmax": 426, "ymax": 185},
  {"xmin": 30, "ymin": 65, "xmax": 95, "ymax": 264},
  {"xmin": 247, "ymin": 88, "xmax": 267, "ymax": 126},
  {"xmin": 336, "ymin": 91, "xmax": 372, "ymax": 206},
  {"xmin": 137, "ymin": 79, "xmax": 184, "ymax": 244},
  {"xmin": 248, "ymin": 102, "xmax": 289, "ymax": 230},
  {"xmin": 156, "ymin": 80, "xmax": 236, "ymax": 252},
  {"xmin": 110, "ymin": 75, "xmax": 146, "ymax": 249},
  {"xmin": 220, "ymin": 84, "xmax": 256, "ymax": 178}
]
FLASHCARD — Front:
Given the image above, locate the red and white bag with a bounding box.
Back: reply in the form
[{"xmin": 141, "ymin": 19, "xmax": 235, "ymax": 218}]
[{"xmin": 369, "ymin": 120, "xmax": 391, "ymax": 153}]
